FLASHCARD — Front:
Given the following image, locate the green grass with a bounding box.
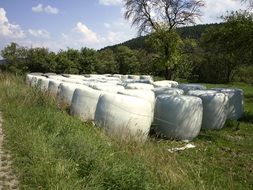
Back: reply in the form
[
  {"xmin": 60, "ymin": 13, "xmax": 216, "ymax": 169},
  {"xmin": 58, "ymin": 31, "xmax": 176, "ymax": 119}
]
[{"xmin": 0, "ymin": 74, "xmax": 252, "ymax": 189}]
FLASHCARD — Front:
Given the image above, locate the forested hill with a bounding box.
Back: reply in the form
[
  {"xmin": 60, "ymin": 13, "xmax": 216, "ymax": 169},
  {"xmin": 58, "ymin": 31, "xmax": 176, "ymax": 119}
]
[{"xmin": 100, "ymin": 23, "xmax": 220, "ymax": 52}]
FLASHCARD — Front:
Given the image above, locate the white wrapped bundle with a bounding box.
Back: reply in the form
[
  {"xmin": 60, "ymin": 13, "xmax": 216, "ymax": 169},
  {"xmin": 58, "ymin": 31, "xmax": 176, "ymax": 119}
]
[
  {"xmin": 153, "ymin": 87, "xmax": 184, "ymax": 97},
  {"xmin": 125, "ymin": 83, "xmax": 154, "ymax": 90},
  {"xmin": 26, "ymin": 74, "xmax": 34, "ymax": 85},
  {"xmin": 91, "ymin": 84, "xmax": 125, "ymax": 93},
  {"xmin": 37, "ymin": 78, "xmax": 50, "ymax": 91},
  {"xmin": 177, "ymin": 84, "xmax": 207, "ymax": 94},
  {"xmin": 153, "ymin": 80, "xmax": 178, "ymax": 88},
  {"xmin": 120, "ymin": 75, "xmax": 128, "ymax": 80},
  {"xmin": 48, "ymin": 80, "xmax": 62, "ymax": 95},
  {"xmin": 89, "ymin": 74, "xmax": 106, "ymax": 79},
  {"xmin": 211, "ymin": 88, "xmax": 244, "ymax": 120},
  {"xmin": 66, "ymin": 74, "xmax": 85, "ymax": 80},
  {"xmin": 187, "ymin": 90, "xmax": 228, "ymax": 129},
  {"xmin": 154, "ymin": 95, "xmax": 203, "ymax": 140},
  {"xmin": 112, "ymin": 74, "xmax": 122, "ymax": 78},
  {"xmin": 47, "ymin": 75, "xmax": 65, "ymax": 81},
  {"xmin": 62, "ymin": 78, "xmax": 84, "ymax": 84},
  {"xmin": 103, "ymin": 74, "xmax": 113, "ymax": 77},
  {"xmin": 128, "ymin": 75, "xmax": 140, "ymax": 80},
  {"xmin": 30, "ymin": 76, "xmax": 46, "ymax": 87},
  {"xmin": 57, "ymin": 83, "xmax": 89, "ymax": 106},
  {"xmin": 70, "ymin": 88, "xmax": 101, "ymax": 121},
  {"xmin": 140, "ymin": 75, "xmax": 153, "ymax": 81},
  {"xmin": 95, "ymin": 93, "xmax": 153, "ymax": 141}
]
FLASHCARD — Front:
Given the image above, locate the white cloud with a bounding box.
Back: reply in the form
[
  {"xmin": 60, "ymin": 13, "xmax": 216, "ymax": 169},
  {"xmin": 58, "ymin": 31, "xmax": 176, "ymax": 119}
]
[
  {"xmin": 28, "ymin": 29, "xmax": 50, "ymax": 38},
  {"xmin": 44, "ymin": 5, "xmax": 59, "ymax": 14},
  {"xmin": 32, "ymin": 4, "xmax": 59, "ymax": 14},
  {"xmin": 75, "ymin": 22, "xmax": 100, "ymax": 44},
  {"xmin": 104, "ymin": 23, "xmax": 111, "ymax": 28},
  {"xmin": 99, "ymin": 0, "xmax": 122, "ymax": 6},
  {"xmin": 32, "ymin": 4, "xmax": 43, "ymax": 13},
  {"xmin": 0, "ymin": 8, "xmax": 25, "ymax": 38},
  {"xmin": 198, "ymin": 0, "xmax": 249, "ymax": 24}
]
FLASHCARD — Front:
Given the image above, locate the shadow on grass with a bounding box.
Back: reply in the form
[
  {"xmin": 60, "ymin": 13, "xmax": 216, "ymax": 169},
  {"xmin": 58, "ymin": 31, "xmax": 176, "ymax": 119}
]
[{"xmin": 239, "ymin": 111, "xmax": 253, "ymax": 124}]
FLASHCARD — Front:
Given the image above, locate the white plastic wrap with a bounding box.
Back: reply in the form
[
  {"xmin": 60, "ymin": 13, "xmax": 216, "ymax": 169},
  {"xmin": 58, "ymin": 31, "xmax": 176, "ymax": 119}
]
[
  {"xmin": 153, "ymin": 80, "xmax": 178, "ymax": 88},
  {"xmin": 177, "ymin": 84, "xmax": 207, "ymax": 94},
  {"xmin": 57, "ymin": 83, "xmax": 90, "ymax": 106},
  {"xmin": 128, "ymin": 75, "xmax": 140, "ymax": 80},
  {"xmin": 62, "ymin": 78, "xmax": 84, "ymax": 84},
  {"xmin": 187, "ymin": 90, "xmax": 228, "ymax": 129},
  {"xmin": 70, "ymin": 87, "xmax": 101, "ymax": 121},
  {"xmin": 211, "ymin": 88, "xmax": 244, "ymax": 120},
  {"xmin": 91, "ymin": 84, "xmax": 125, "ymax": 93},
  {"xmin": 153, "ymin": 87, "xmax": 184, "ymax": 97},
  {"xmin": 47, "ymin": 75, "xmax": 65, "ymax": 81},
  {"xmin": 125, "ymin": 83, "xmax": 154, "ymax": 90},
  {"xmin": 26, "ymin": 74, "xmax": 33, "ymax": 85},
  {"xmin": 38, "ymin": 78, "xmax": 50, "ymax": 91},
  {"xmin": 48, "ymin": 80, "xmax": 62, "ymax": 95},
  {"xmin": 95, "ymin": 93, "xmax": 153, "ymax": 141},
  {"xmin": 154, "ymin": 95, "xmax": 203, "ymax": 140},
  {"xmin": 30, "ymin": 76, "xmax": 46, "ymax": 88}
]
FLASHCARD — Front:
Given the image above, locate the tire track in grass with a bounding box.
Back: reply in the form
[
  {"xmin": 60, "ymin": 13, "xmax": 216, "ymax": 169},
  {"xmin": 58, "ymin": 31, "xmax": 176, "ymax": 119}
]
[{"xmin": 0, "ymin": 113, "xmax": 19, "ymax": 189}]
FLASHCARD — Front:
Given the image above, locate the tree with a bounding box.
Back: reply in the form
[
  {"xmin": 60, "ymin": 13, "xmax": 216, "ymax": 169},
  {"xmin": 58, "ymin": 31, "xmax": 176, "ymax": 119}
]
[
  {"xmin": 123, "ymin": 0, "xmax": 205, "ymax": 79},
  {"xmin": 241, "ymin": 0, "xmax": 253, "ymax": 9},
  {"xmin": 114, "ymin": 46, "xmax": 140, "ymax": 74},
  {"xmin": 147, "ymin": 28, "xmax": 183, "ymax": 79},
  {"xmin": 1, "ymin": 42, "xmax": 28, "ymax": 73},
  {"xmin": 79, "ymin": 48, "xmax": 97, "ymax": 74},
  {"xmin": 96, "ymin": 49, "xmax": 117, "ymax": 74},
  {"xmin": 200, "ymin": 11, "xmax": 253, "ymax": 83}
]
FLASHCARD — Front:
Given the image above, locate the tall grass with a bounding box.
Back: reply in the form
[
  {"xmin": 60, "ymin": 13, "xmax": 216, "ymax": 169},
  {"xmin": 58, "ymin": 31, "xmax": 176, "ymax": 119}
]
[{"xmin": 0, "ymin": 74, "xmax": 252, "ymax": 189}]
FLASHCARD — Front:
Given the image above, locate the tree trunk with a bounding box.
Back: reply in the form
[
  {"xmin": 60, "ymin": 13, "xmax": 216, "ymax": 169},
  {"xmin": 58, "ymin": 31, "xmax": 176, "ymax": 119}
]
[{"xmin": 164, "ymin": 66, "xmax": 172, "ymax": 80}]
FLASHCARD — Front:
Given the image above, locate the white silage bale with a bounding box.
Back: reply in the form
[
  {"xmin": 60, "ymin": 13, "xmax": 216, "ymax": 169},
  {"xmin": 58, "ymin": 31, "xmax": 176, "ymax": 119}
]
[
  {"xmin": 48, "ymin": 80, "xmax": 62, "ymax": 95},
  {"xmin": 57, "ymin": 83, "xmax": 89, "ymax": 106},
  {"xmin": 187, "ymin": 90, "xmax": 228, "ymax": 129},
  {"xmin": 112, "ymin": 74, "xmax": 122, "ymax": 78},
  {"xmin": 140, "ymin": 75, "xmax": 153, "ymax": 81},
  {"xmin": 92, "ymin": 84, "xmax": 125, "ymax": 93},
  {"xmin": 26, "ymin": 74, "xmax": 33, "ymax": 85},
  {"xmin": 47, "ymin": 75, "xmax": 65, "ymax": 81},
  {"xmin": 177, "ymin": 84, "xmax": 207, "ymax": 94},
  {"xmin": 38, "ymin": 78, "xmax": 50, "ymax": 91},
  {"xmin": 31, "ymin": 76, "xmax": 46, "ymax": 88},
  {"xmin": 62, "ymin": 78, "xmax": 84, "ymax": 84},
  {"xmin": 154, "ymin": 95, "xmax": 203, "ymax": 140},
  {"xmin": 153, "ymin": 80, "xmax": 178, "ymax": 88},
  {"xmin": 125, "ymin": 83, "xmax": 154, "ymax": 90},
  {"xmin": 95, "ymin": 93, "xmax": 153, "ymax": 141},
  {"xmin": 128, "ymin": 75, "xmax": 140, "ymax": 80},
  {"xmin": 120, "ymin": 75, "xmax": 128, "ymax": 80},
  {"xmin": 211, "ymin": 88, "xmax": 244, "ymax": 120},
  {"xmin": 153, "ymin": 87, "xmax": 184, "ymax": 97},
  {"xmin": 70, "ymin": 88, "xmax": 101, "ymax": 121}
]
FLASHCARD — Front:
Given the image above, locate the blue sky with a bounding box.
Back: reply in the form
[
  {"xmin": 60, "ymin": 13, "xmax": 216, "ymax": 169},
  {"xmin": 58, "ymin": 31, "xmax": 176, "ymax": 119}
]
[{"xmin": 0, "ymin": 0, "xmax": 249, "ymax": 52}]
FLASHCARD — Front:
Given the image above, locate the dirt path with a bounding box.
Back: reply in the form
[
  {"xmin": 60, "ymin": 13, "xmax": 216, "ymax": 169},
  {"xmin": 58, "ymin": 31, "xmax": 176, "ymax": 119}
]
[{"xmin": 0, "ymin": 113, "xmax": 19, "ymax": 189}]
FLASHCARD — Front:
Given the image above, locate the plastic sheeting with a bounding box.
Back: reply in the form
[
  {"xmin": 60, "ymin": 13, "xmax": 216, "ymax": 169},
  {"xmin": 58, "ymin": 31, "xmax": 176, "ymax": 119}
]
[
  {"xmin": 153, "ymin": 80, "xmax": 178, "ymax": 88},
  {"xmin": 128, "ymin": 75, "xmax": 140, "ymax": 80},
  {"xmin": 125, "ymin": 83, "xmax": 154, "ymax": 90},
  {"xmin": 187, "ymin": 90, "xmax": 228, "ymax": 129},
  {"xmin": 153, "ymin": 87, "xmax": 184, "ymax": 97},
  {"xmin": 91, "ymin": 84, "xmax": 125, "ymax": 93},
  {"xmin": 30, "ymin": 76, "xmax": 46, "ymax": 87},
  {"xmin": 70, "ymin": 88, "xmax": 101, "ymax": 121},
  {"xmin": 57, "ymin": 83, "xmax": 89, "ymax": 106},
  {"xmin": 154, "ymin": 95, "xmax": 203, "ymax": 140},
  {"xmin": 95, "ymin": 93, "xmax": 153, "ymax": 141},
  {"xmin": 48, "ymin": 80, "xmax": 62, "ymax": 95},
  {"xmin": 26, "ymin": 74, "xmax": 33, "ymax": 85},
  {"xmin": 211, "ymin": 88, "xmax": 244, "ymax": 120},
  {"xmin": 177, "ymin": 84, "xmax": 207, "ymax": 94},
  {"xmin": 38, "ymin": 78, "xmax": 50, "ymax": 91}
]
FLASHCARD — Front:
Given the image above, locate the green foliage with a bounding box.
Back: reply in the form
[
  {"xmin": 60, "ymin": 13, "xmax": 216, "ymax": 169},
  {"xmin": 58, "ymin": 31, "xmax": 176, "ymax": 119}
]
[
  {"xmin": 115, "ymin": 46, "xmax": 140, "ymax": 74},
  {"xmin": 0, "ymin": 42, "xmax": 28, "ymax": 73},
  {"xmin": 79, "ymin": 47, "xmax": 97, "ymax": 74},
  {"xmin": 95, "ymin": 49, "xmax": 117, "ymax": 74},
  {"xmin": 200, "ymin": 10, "xmax": 253, "ymax": 83},
  {"xmin": 148, "ymin": 28, "xmax": 183, "ymax": 79}
]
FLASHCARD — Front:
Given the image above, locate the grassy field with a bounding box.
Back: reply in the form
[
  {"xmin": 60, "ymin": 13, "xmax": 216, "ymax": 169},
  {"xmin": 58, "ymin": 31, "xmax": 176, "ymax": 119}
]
[{"xmin": 0, "ymin": 74, "xmax": 252, "ymax": 189}]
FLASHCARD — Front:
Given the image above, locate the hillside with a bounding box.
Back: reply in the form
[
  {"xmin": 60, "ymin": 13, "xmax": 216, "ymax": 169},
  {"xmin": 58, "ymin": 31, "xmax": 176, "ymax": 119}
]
[{"xmin": 100, "ymin": 23, "xmax": 221, "ymax": 52}]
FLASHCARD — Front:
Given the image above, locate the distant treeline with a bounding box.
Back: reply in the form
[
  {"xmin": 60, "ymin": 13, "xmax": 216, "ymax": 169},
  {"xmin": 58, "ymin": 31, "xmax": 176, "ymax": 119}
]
[{"xmin": 1, "ymin": 13, "xmax": 252, "ymax": 84}]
